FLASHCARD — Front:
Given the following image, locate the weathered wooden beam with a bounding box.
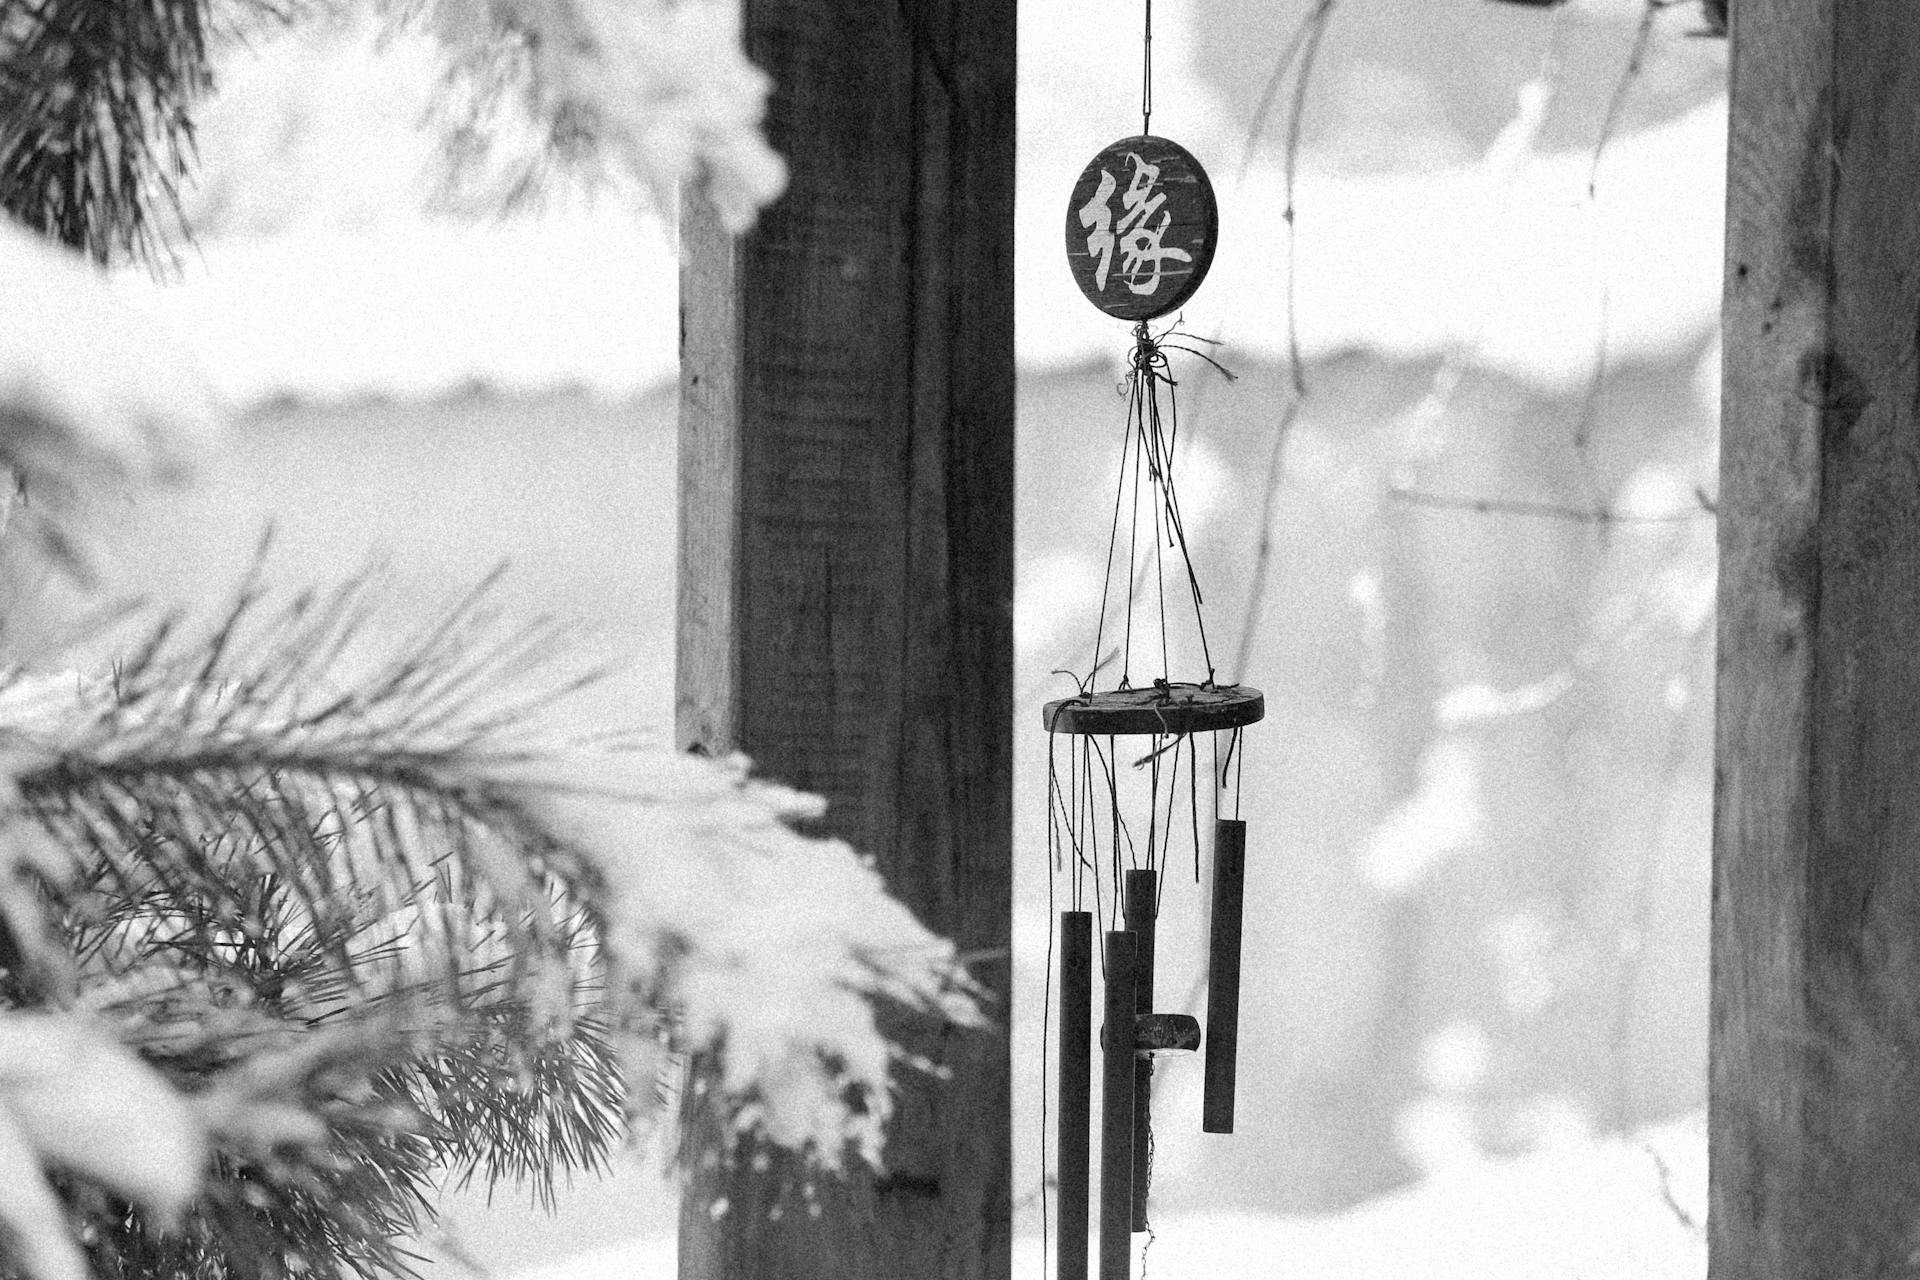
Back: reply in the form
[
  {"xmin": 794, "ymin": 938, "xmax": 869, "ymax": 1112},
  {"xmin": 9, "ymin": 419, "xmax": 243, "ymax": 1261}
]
[
  {"xmin": 674, "ymin": 0, "xmax": 1015, "ymax": 1275},
  {"xmin": 1712, "ymin": 2, "xmax": 1920, "ymax": 1275}
]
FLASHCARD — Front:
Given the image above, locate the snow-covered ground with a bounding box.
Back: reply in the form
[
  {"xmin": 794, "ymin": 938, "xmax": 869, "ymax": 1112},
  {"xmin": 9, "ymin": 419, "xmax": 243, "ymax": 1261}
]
[{"xmin": 505, "ymin": 1112, "xmax": 1704, "ymax": 1280}]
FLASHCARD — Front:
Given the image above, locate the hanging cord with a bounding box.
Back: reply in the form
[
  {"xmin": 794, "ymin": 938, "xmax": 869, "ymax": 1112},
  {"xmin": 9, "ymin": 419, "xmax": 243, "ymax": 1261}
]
[
  {"xmin": 1141, "ymin": 0, "xmax": 1153, "ymax": 136},
  {"xmin": 1234, "ymin": 722, "xmax": 1245, "ymax": 820},
  {"xmin": 1090, "ymin": 322, "xmax": 1234, "ymax": 698},
  {"xmin": 1189, "ymin": 733, "xmax": 1202, "ymax": 884},
  {"xmin": 1134, "ymin": 321, "xmax": 1221, "ymax": 684}
]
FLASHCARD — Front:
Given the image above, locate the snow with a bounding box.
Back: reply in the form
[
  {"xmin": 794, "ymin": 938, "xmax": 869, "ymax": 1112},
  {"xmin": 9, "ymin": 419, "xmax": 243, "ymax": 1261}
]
[
  {"xmin": 0, "ymin": 218, "xmax": 221, "ymax": 483},
  {"xmin": 115, "ymin": 216, "xmax": 680, "ymax": 408},
  {"xmin": 1357, "ymin": 735, "xmax": 1482, "ymax": 893},
  {"xmin": 106, "ymin": 3, "xmax": 1725, "ymax": 411},
  {"xmin": 106, "ymin": 16, "xmax": 684, "ymax": 409},
  {"xmin": 487, "ymin": 748, "xmax": 979, "ymax": 1167},
  {"xmin": 505, "ymin": 1111, "xmax": 1706, "ymax": 1280},
  {"xmin": 0, "ymin": 1013, "xmax": 207, "ymax": 1280},
  {"xmin": 1019, "ymin": 86, "xmax": 1727, "ymax": 388}
]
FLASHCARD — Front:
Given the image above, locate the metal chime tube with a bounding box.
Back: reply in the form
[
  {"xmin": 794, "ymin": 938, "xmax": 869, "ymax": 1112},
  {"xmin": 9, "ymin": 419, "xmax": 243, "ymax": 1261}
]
[
  {"xmin": 1099, "ymin": 929, "xmax": 1136, "ymax": 1280},
  {"xmin": 1058, "ymin": 911, "xmax": 1093, "ymax": 1280},
  {"xmin": 1203, "ymin": 818, "xmax": 1247, "ymax": 1133},
  {"xmin": 1122, "ymin": 870, "xmax": 1156, "ymax": 1231}
]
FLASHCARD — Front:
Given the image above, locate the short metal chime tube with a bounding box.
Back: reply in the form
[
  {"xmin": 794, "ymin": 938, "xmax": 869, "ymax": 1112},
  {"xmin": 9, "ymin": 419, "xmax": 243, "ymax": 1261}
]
[
  {"xmin": 1203, "ymin": 818, "xmax": 1247, "ymax": 1133},
  {"xmin": 1123, "ymin": 870, "xmax": 1157, "ymax": 1231}
]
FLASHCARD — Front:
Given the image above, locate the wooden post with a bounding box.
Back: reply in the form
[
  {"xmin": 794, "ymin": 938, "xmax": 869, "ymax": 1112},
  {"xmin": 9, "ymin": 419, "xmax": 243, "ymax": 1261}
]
[
  {"xmin": 1713, "ymin": 2, "xmax": 1920, "ymax": 1275},
  {"xmin": 674, "ymin": 0, "xmax": 1015, "ymax": 1275}
]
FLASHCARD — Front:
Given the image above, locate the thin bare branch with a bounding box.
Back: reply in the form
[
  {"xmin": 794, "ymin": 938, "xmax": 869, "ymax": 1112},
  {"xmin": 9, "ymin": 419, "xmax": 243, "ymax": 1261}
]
[{"xmin": 1386, "ymin": 484, "xmax": 1714, "ymax": 524}]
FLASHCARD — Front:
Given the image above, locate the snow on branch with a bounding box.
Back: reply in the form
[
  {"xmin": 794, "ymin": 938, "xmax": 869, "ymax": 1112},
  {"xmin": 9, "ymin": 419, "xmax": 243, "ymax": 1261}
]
[
  {"xmin": 409, "ymin": 0, "xmax": 788, "ymax": 230},
  {"xmin": 0, "ymin": 570, "xmax": 976, "ymax": 1280},
  {"xmin": 0, "ymin": 1012, "xmax": 204, "ymax": 1280},
  {"xmin": 0, "ymin": 214, "xmax": 223, "ymax": 574}
]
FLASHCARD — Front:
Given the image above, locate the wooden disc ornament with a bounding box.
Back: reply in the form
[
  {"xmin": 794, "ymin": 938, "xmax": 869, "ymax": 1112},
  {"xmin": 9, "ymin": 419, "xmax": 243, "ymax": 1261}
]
[{"xmin": 1064, "ymin": 135, "xmax": 1218, "ymax": 321}]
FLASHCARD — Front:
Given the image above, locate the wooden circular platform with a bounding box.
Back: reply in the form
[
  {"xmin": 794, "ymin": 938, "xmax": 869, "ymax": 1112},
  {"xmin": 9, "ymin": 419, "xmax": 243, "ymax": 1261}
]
[{"xmin": 1041, "ymin": 683, "xmax": 1263, "ymax": 736}]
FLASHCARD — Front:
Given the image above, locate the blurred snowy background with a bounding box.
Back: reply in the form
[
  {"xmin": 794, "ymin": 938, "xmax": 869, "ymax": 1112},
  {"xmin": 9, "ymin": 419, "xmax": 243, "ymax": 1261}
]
[{"xmin": 6, "ymin": 0, "xmax": 1725, "ymax": 1274}]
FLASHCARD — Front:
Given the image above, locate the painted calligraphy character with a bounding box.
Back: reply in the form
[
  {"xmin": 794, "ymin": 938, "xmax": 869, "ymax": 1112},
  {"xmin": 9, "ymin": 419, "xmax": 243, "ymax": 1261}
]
[
  {"xmin": 1114, "ymin": 152, "xmax": 1191, "ymax": 297},
  {"xmin": 1078, "ymin": 169, "xmax": 1119, "ymax": 292}
]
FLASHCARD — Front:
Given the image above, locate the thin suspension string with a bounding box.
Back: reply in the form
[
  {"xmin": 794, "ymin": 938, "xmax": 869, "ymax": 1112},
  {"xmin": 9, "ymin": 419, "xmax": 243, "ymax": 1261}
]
[
  {"xmin": 1211, "ymin": 730, "xmax": 1220, "ymax": 825},
  {"xmin": 1158, "ymin": 354, "xmax": 1211, "ymax": 679},
  {"xmin": 1091, "ymin": 386, "xmax": 1136, "ymax": 690},
  {"xmin": 1071, "ymin": 734, "xmax": 1086, "ymax": 910},
  {"xmin": 1134, "ymin": 323, "xmax": 1220, "ymax": 682},
  {"xmin": 1141, "ymin": 0, "xmax": 1153, "ymax": 136},
  {"xmin": 1151, "ymin": 397, "xmax": 1172, "ymax": 685},
  {"xmin": 1149, "ymin": 341, "xmax": 1218, "ymax": 682},
  {"xmin": 1081, "ymin": 734, "xmax": 1098, "ymax": 910},
  {"xmin": 1123, "ymin": 389, "xmax": 1146, "ymax": 687},
  {"xmin": 1189, "ymin": 732, "xmax": 1202, "ymax": 884},
  {"xmin": 1040, "ymin": 770, "xmax": 1057, "ymax": 1280},
  {"xmin": 1155, "ymin": 733, "xmax": 1185, "ymax": 911},
  {"xmin": 1234, "ymin": 724, "xmax": 1245, "ymax": 820},
  {"xmin": 1094, "ymin": 321, "xmax": 1228, "ymax": 698},
  {"xmin": 1048, "ymin": 714, "xmax": 1096, "ymax": 914}
]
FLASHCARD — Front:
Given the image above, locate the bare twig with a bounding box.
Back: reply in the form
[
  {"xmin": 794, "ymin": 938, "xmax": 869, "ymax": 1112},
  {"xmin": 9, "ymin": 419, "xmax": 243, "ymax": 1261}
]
[
  {"xmin": 1225, "ymin": 0, "xmax": 1335, "ymax": 682},
  {"xmin": 1386, "ymin": 484, "xmax": 1714, "ymax": 524},
  {"xmin": 1572, "ymin": 0, "xmax": 1686, "ymax": 466},
  {"xmin": 1587, "ymin": 0, "xmax": 1689, "ymax": 200}
]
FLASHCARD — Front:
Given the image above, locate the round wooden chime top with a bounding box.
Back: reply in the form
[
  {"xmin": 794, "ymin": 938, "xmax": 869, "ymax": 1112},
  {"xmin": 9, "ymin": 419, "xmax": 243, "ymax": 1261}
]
[
  {"xmin": 1064, "ymin": 135, "xmax": 1218, "ymax": 321},
  {"xmin": 1041, "ymin": 682, "xmax": 1263, "ymax": 736}
]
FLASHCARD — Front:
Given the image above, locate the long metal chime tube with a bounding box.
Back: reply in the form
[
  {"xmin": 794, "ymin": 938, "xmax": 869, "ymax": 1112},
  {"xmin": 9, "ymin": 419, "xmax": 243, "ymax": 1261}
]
[
  {"xmin": 1203, "ymin": 818, "xmax": 1247, "ymax": 1133},
  {"xmin": 1122, "ymin": 870, "xmax": 1156, "ymax": 1231},
  {"xmin": 1099, "ymin": 930, "xmax": 1136, "ymax": 1280},
  {"xmin": 1058, "ymin": 911, "xmax": 1093, "ymax": 1280}
]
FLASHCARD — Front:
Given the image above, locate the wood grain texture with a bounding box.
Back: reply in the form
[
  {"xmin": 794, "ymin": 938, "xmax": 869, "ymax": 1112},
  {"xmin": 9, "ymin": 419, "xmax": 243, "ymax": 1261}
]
[
  {"xmin": 674, "ymin": 0, "xmax": 1014, "ymax": 1276},
  {"xmin": 1713, "ymin": 1, "xmax": 1920, "ymax": 1274}
]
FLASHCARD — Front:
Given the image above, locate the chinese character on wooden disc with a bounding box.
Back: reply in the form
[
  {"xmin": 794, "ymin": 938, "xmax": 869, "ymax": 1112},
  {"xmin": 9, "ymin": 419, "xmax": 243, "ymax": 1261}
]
[{"xmin": 1064, "ymin": 135, "xmax": 1218, "ymax": 321}]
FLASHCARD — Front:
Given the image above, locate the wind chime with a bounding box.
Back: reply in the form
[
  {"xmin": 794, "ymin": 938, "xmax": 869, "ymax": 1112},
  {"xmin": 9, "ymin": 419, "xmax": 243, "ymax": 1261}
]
[{"xmin": 1044, "ymin": 7, "xmax": 1259, "ymax": 1278}]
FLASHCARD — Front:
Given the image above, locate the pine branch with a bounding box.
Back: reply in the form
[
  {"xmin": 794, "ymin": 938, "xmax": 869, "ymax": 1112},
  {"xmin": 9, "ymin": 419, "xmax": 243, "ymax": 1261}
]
[
  {"xmin": 410, "ymin": 1007, "xmax": 630, "ymax": 1210},
  {"xmin": 0, "ymin": 568, "xmax": 980, "ymax": 1280},
  {"xmin": 0, "ymin": 572, "xmax": 638, "ymax": 1270},
  {"xmin": 62, "ymin": 1035, "xmax": 444, "ymax": 1280},
  {"xmin": 0, "ymin": 0, "xmax": 212, "ymax": 265},
  {"xmin": 6, "ymin": 572, "xmax": 614, "ymax": 1019}
]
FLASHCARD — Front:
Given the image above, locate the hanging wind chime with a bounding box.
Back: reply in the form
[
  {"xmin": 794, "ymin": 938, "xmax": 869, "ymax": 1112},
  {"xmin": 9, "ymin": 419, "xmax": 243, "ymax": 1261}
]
[{"xmin": 1045, "ymin": 7, "xmax": 1258, "ymax": 1279}]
